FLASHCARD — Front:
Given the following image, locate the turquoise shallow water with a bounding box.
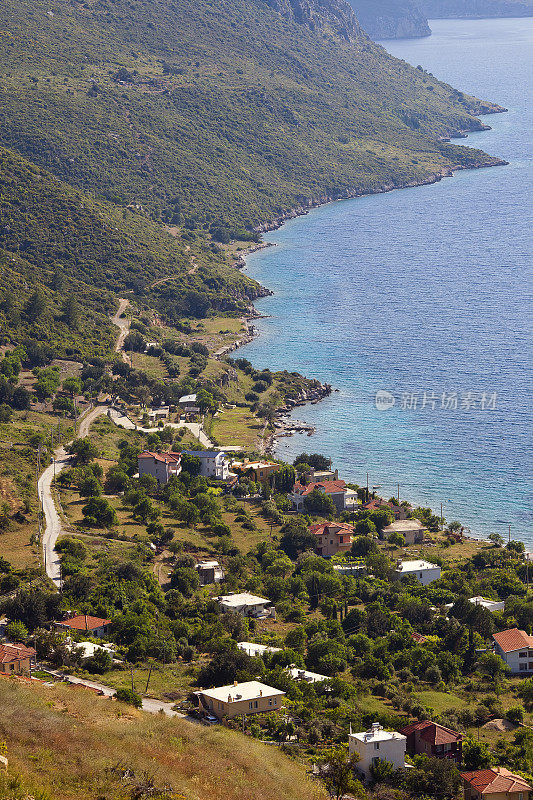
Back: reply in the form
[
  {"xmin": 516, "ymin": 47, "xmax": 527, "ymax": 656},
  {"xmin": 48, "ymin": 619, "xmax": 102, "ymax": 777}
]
[{"xmin": 238, "ymin": 18, "xmax": 533, "ymax": 545}]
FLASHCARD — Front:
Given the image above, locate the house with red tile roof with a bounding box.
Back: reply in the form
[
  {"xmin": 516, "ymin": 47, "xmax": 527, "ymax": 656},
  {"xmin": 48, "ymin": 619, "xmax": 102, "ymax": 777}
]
[
  {"xmin": 311, "ymin": 522, "xmax": 353, "ymax": 557},
  {"xmin": 138, "ymin": 451, "xmax": 182, "ymax": 485},
  {"xmin": 400, "ymin": 720, "xmax": 462, "ymax": 763},
  {"xmin": 53, "ymin": 614, "xmax": 111, "ymax": 638},
  {"xmin": 493, "ymin": 628, "xmax": 533, "ymax": 674},
  {"xmin": 363, "ymin": 498, "xmax": 408, "ymax": 520},
  {"xmin": 290, "ymin": 479, "xmax": 347, "ymax": 513},
  {"xmin": 0, "ymin": 643, "xmax": 36, "ymax": 675},
  {"xmin": 461, "ymin": 767, "xmax": 532, "ymax": 800}
]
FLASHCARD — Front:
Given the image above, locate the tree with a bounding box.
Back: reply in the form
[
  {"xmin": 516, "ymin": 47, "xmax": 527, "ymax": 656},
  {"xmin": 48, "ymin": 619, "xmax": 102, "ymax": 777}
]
[
  {"xmin": 133, "ymin": 497, "xmax": 157, "ymax": 523},
  {"xmin": 79, "ymin": 474, "xmax": 102, "ymax": 498},
  {"xmin": 518, "ymin": 678, "xmax": 533, "ymax": 710},
  {"xmin": 62, "ymin": 295, "xmax": 80, "ymax": 329},
  {"xmin": 304, "ymin": 489, "xmax": 335, "ymax": 516},
  {"xmin": 402, "ymin": 756, "xmax": 461, "ymax": 800},
  {"xmin": 24, "ymin": 289, "xmax": 47, "ymax": 321},
  {"xmin": 82, "ymin": 497, "xmax": 117, "ymax": 528},
  {"xmin": 85, "ymin": 647, "xmax": 113, "ymax": 674},
  {"xmin": 123, "ymin": 331, "xmax": 146, "ymax": 352},
  {"xmin": 11, "ymin": 386, "xmax": 31, "ymax": 410},
  {"xmin": 355, "ymin": 518, "xmax": 377, "ymax": 536},
  {"xmin": 488, "ymin": 533, "xmax": 504, "ymax": 547},
  {"xmin": 196, "ymin": 388, "xmax": 216, "ymax": 413},
  {"xmin": 275, "ymin": 463, "xmax": 296, "ymax": 492},
  {"xmin": 476, "ymin": 651, "xmax": 509, "ymax": 682},
  {"xmin": 68, "ymin": 438, "xmax": 99, "ymax": 465},
  {"xmin": 369, "ymin": 758, "xmax": 394, "ymax": 783},
  {"xmin": 317, "ymin": 746, "xmax": 363, "ymax": 800},
  {"xmin": 170, "ymin": 566, "xmax": 200, "ymax": 597},
  {"xmin": 62, "ymin": 377, "xmax": 82, "ymax": 396},
  {"xmin": 5, "ymin": 620, "xmax": 28, "ymax": 642},
  {"xmin": 280, "ymin": 519, "xmax": 316, "ymax": 558},
  {"xmin": 462, "ymin": 738, "xmax": 491, "ymax": 770},
  {"xmin": 294, "ymin": 453, "xmax": 331, "ymax": 471},
  {"xmin": 180, "ymin": 453, "xmax": 202, "ymax": 476}
]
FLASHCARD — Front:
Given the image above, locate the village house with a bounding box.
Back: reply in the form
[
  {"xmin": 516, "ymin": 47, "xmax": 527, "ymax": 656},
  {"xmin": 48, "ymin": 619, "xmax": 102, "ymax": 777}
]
[
  {"xmin": 287, "ymin": 666, "xmax": 328, "ymax": 684},
  {"xmin": 333, "ymin": 561, "xmax": 367, "ymax": 577},
  {"xmin": 195, "ymin": 560, "xmax": 225, "ymax": 585},
  {"xmin": 492, "ymin": 628, "xmax": 533, "ymax": 674},
  {"xmin": 394, "ymin": 559, "xmax": 441, "ymax": 586},
  {"xmin": 349, "ymin": 722, "xmax": 407, "ymax": 780},
  {"xmin": 183, "ymin": 450, "xmax": 229, "ymax": 480},
  {"xmin": 216, "ymin": 592, "xmax": 274, "ymax": 618},
  {"xmin": 461, "ymin": 768, "xmax": 532, "ymax": 800},
  {"xmin": 311, "ymin": 521, "xmax": 354, "ymax": 557},
  {"xmin": 291, "ymin": 479, "xmax": 347, "ymax": 512},
  {"xmin": 195, "ymin": 680, "xmax": 285, "ymax": 720},
  {"xmin": 138, "ymin": 451, "xmax": 182, "ymax": 485},
  {"xmin": 363, "ymin": 498, "xmax": 408, "ymax": 520},
  {"xmin": 470, "ymin": 596, "xmax": 505, "ymax": 613},
  {"xmin": 381, "ymin": 519, "xmax": 426, "ymax": 545},
  {"xmin": 178, "ymin": 393, "xmax": 200, "ymax": 415},
  {"xmin": 147, "ymin": 406, "xmax": 169, "ymax": 423},
  {"xmin": 231, "ymin": 459, "xmax": 280, "ymax": 483},
  {"xmin": 400, "ymin": 720, "xmax": 463, "ymax": 763},
  {"xmin": 237, "ymin": 642, "xmax": 281, "ymax": 657},
  {"xmin": 53, "ymin": 614, "xmax": 111, "ymax": 638},
  {"xmin": 304, "ymin": 467, "xmax": 338, "ymax": 482},
  {"xmin": 0, "ymin": 643, "xmax": 36, "ymax": 675}
]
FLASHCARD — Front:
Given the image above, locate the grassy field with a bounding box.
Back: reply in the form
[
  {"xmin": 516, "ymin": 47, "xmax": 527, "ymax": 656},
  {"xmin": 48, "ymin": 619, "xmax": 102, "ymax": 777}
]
[
  {"xmin": 0, "ymin": 677, "xmax": 326, "ymax": 800},
  {"xmin": 211, "ymin": 407, "xmax": 264, "ymax": 449}
]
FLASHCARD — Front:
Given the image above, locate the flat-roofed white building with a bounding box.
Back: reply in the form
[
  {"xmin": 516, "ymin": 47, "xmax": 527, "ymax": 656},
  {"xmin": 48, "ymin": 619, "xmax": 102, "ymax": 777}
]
[
  {"xmin": 470, "ymin": 596, "xmax": 505, "ymax": 613},
  {"xmin": 394, "ymin": 559, "xmax": 441, "ymax": 586},
  {"xmin": 217, "ymin": 592, "xmax": 274, "ymax": 618},
  {"xmin": 349, "ymin": 722, "xmax": 407, "ymax": 779},
  {"xmin": 237, "ymin": 642, "xmax": 281, "ymax": 657},
  {"xmin": 287, "ymin": 666, "xmax": 328, "ymax": 684},
  {"xmin": 195, "ymin": 560, "xmax": 225, "ymax": 585},
  {"xmin": 196, "ymin": 680, "xmax": 285, "ymax": 719}
]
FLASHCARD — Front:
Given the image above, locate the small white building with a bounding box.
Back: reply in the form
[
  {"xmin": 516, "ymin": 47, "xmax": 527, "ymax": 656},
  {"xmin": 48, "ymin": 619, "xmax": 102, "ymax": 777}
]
[
  {"xmin": 287, "ymin": 666, "xmax": 328, "ymax": 684},
  {"xmin": 216, "ymin": 592, "xmax": 273, "ymax": 618},
  {"xmin": 147, "ymin": 406, "xmax": 169, "ymax": 422},
  {"xmin": 382, "ymin": 519, "xmax": 426, "ymax": 545},
  {"xmin": 394, "ymin": 559, "xmax": 441, "ymax": 586},
  {"xmin": 237, "ymin": 642, "xmax": 281, "ymax": 657},
  {"xmin": 138, "ymin": 451, "xmax": 182, "ymax": 485},
  {"xmin": 493, "ymin": 628, "xmax": 533, "ymax": 674},
  {"xmin": 195, "ymin": 560, "xmax": 225, "ymax": 585},
  {"xmin": 349, "ymin": 722, "xmax": 407, "ymax": 780},
  {"xmin": 470, "ymin": 596, "xmax": 505, "ymax": 613},
  {"xmin": 183, "ymin": 450, "xmax": 229, "ymax": 480},
  {"xmin": 178, "ymin": 394, "xmax": 200, "ymax": 414}
]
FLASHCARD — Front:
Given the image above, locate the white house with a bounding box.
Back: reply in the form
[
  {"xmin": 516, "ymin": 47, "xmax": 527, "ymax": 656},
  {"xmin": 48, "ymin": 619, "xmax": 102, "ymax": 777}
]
[
  {"xmin": 287, "ymin": 666, "xmax": 328, "ymax": 684},
  {"xmin": 470, "ymin": 596, "xmax": 505, "ymax": 613},
  {"xmin": 381, "ymin": 519, "xmax": 426, "ymax": 545},
  {"xmin": 138, "ymin": 451, "xmax": 182, "ymax": 485},
  {"xmin": 216, "ymin": 592, "xmax": 273, "ymax": 618},
  {"xmin": 195, "ymin": 680, "xmax": 285, "ymax": 720},
  {"xmin": 178, "ymin": 394, "xmax": 200, "ymax": 414},
  {"xmin": 183, "ymin": 450, "xmax": 229, "ymax": 480},
  {"xmin": 195, "ymin": 560, "xmax": 225, "ymax": 585},
  {"xmin": 394, "ymin": 559, "xmax": 441, "ymax": 586},
  {"xmin": 147, "ymin": 406, "xmax": 169, "ymax": 422},
  {"xmin": 237, "ymin": 642, "xmax": 281, "ymax": 657},
  {"xmin": 349, "ymin": 723, "xmax": 407, "ymax": 780},
  {"xmin": 493, "ymin": 628, "xmax": 533, "ymax": 674}
]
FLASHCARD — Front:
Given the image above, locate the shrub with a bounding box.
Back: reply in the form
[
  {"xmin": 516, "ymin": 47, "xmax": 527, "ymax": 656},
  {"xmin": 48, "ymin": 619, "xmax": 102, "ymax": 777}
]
[{"xmin": 115, "ymin": 688, "xmax": 142, "ymax": 708}]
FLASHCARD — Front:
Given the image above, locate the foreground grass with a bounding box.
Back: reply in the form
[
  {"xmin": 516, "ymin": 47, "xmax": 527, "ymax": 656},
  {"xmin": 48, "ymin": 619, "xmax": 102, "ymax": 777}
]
[{"xmin": 0, "ymin": 678, "xmax": 326, "ymax": 800}]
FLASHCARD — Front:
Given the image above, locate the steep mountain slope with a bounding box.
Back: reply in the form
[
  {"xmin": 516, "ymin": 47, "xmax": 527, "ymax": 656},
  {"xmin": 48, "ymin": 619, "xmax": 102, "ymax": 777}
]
[
  {"xmin": 418, "ymin": 0, "xmax": 533, "ymax": 17},
  {"xmin": 0, "ymin": 0, "xmax": 503, "ymax": 238},
  {"xmin": 346, "ymin": 0, "xmax": 431, "ymax": 39}
]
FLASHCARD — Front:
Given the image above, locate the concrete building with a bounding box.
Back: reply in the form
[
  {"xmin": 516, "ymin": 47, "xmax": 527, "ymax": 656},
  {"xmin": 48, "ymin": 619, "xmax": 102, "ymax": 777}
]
[
  {"xmin": 470, "ymin": 596, "xmax": 505, "ymax": 613},
  {"xmin": 196, "ymin": 680, "xmax": 285, "ymax": 720},
  {"xmin": 291, "ymin": 479, "xmax": 347, "ymax": 512},
  {"xmin": 0, "ymin": 643, "xmax": 36, "ymax": 675},
  {"xmin": 183, "ymin": 450, "xmax": 229, "ymax": 480},
  {"xmin": 333, "ymin": 562, "xmax": 367, "ymax": 577},
  {"xmin": 195, "ymin": 560, "xmax": 225, "ymax": 585},
  {"xmin": 147, "ymin": 406, "xmax": 169, "ymax": 423},
  {"xmin": 237, "ymin": 642, "xmax": 281, "ymax": 657},
  {"xmin": 381, "ymin": 519, "xmax": 426, "ymax": 545},
  {"xmin": 492, "ymin": 628, "xmax": 533, "ymax": 674},
  {"xmin": 216, "ymin": 592, "xmax": 273, "ymax": 618},
  {"xmin": 461, "ymin": 768, "xmax": 532, "ymax": 800},
  {"xmin": 178, "ymin": 394, "xmax": 200, "ymax": 414},
  {"xmin": 401, "ymin": 720, "xmax": 463, "ymax": 763},
  {"xmin": 53, "ymin": 614, "xmax": 111, "ymax": 638},
  {"xmin": 231, "ymin": 460, "xmax": 280, "ymax": 483},
  {"xmin": 311, "ymin": 521, "xmax": 354, "ymax": 557},
  {"xmin": 138, "ymin": 451, "xmax": 182, "ymax": 485},
  {"xmin": 349, "ymin": 722, "xmax": 407, "ymax": 780},
  {"xmin": 394, "ymin": 559, "xmax": 441, "ymax": 586},
  {"xmin": 287, "ymin": 666, "xmax": 328, "ymax": 684}
]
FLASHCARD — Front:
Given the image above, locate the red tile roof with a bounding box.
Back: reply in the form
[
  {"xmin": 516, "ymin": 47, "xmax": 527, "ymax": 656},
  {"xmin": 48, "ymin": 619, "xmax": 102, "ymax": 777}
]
[
  {"xmin": 0, "ymin": 643, "xmax": 36, "ymax": 664},
  {"xmin": 293, "ymin": 480, "xmax": 346, "ymax": 497},
  {"xmin": 310, "ymin": 522, "xmax": 354, "ymax": 537},
  {"xmin": 411, "ymin": 632, "xmax": 428, "ymax": 644},
  {"xmin": 400, "ymin": 720, "xmax": 462, "ymax": 746},
  {"xmin": 461, "ymin": 767, "xmax": 532, "ymax": 794},
  {"xmin": 493, "ymin": 628, "xmax": 533, "ymax": 653},
  {"xmin": 55, "ymin": 615, "xmax": 110, "ymax": 631},
  {"xmin": 138, "ymin": 451, "xmax": 181, "ymax": 464}
]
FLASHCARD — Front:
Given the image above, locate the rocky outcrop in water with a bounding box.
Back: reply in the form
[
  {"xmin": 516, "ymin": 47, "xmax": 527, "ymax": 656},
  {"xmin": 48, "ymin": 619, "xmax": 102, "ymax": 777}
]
[{"xmin": 345, "ymin": 0, "xmax": 431, "ymax": 39}]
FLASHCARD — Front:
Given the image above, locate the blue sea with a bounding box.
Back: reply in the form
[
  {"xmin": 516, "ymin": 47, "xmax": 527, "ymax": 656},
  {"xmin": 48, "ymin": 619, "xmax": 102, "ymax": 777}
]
[{"xmin": 238, "ymin": 18, "xmax": 533, "ymax": 545}]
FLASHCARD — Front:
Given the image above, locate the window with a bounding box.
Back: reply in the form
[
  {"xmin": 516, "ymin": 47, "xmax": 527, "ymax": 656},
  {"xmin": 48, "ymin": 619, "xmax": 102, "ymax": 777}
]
[
  {"xmin": 519, "ymin": 651, "xmax": 528, "ymax": 658},
  {"xmin": 374, "ymin": 743, "xmax": 380, "ymax": 750},
  {"xmin": 520, "ymin": 664, "xmax": 527, "ymax": 671},
  {"xmin": 518, "ymin": 793, "xmax": 523, "ymax": 800},
  {"xmin": 249, "ymin": 702, "xmax": 254, "ymax": 709},
  {"xmin": 268, "ymin": 699, "xmax": 272, "ymax": 706},
  {"xmin": 274, "ymin": 699, "xmax": 277, "ymax": 705}
]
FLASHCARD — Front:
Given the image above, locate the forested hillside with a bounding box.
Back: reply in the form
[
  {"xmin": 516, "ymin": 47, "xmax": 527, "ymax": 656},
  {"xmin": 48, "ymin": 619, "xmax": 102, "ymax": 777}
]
[{"xmin": 0, "ymin": 0, "xmax": 503, "ymax": 239}]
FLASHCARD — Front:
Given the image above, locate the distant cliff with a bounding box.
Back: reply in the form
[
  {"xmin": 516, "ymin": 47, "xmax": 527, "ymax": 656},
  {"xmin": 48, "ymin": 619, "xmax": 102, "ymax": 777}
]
[
  {"xmin": 345, "ymin": 0, "xmax": 431, "ymax": 39},
  {"xmin": 418, "ymin": 0, "xmax": 533, "ymax": 17},
  {"xmin": 263, "ymin": 0, "xmax": 363, "ymax": 41}
]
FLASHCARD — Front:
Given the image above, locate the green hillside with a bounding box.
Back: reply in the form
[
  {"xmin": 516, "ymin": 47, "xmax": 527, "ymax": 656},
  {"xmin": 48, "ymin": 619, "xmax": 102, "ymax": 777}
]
[{"xmin": 0, "ymin": 0, "xmax": 504, "ymax": 236}]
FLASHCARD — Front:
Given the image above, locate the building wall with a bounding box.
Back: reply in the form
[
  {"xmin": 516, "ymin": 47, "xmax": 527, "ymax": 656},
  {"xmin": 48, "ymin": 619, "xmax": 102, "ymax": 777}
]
[
  {"xmin": 200, "ymin": 693, "xmax": 283, "ymax": 719},
  {"xmin": 495, "ymin": 644, "xmax": 533, "ymax": 674},
  {"xmin": 349, "ymin": 735, "xmax": 405, "ymax": 776},
  {"xmin": 317, "ymin": 533, "xmax": 352, "ymax": 557},
  {"xmin": 397, "ymin": 567, "xmax": 441, "ymax": 586},
  {"xmin": 0, "ymin": 656, "xmax": 33, "ymax": 675}
]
